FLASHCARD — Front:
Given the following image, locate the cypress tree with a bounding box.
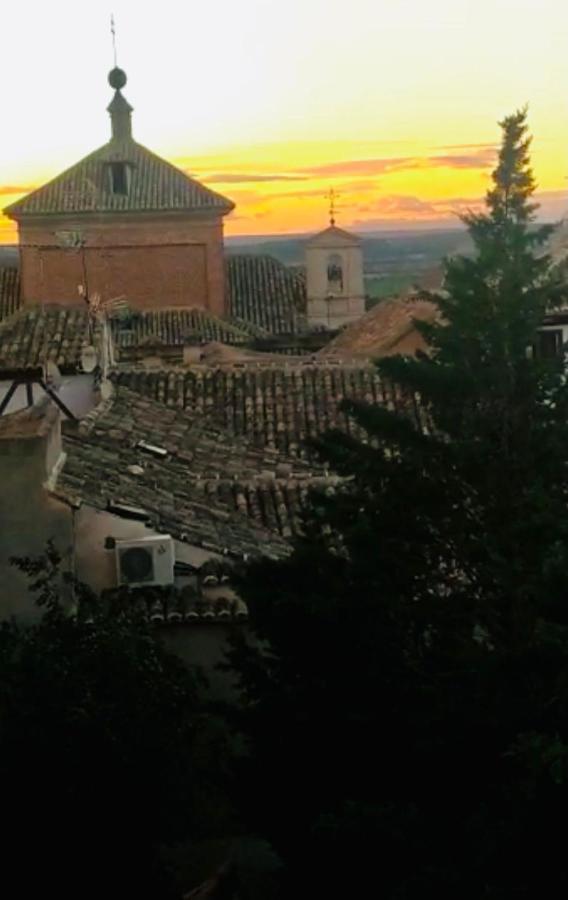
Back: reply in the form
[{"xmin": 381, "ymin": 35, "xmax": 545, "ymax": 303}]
[{"xmin": 228, "ymin": 110, "xmax": 568, "ymax": 898}]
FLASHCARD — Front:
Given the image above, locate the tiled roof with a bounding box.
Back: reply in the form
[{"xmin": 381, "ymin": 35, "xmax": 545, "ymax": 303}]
[
  {"xmin": 0, "ymin": 254, "xmax": 308, "ymax": 345},
  {"xmin": 0, "ymin": 267, "xmax": 21, "ymax": 322},
  {"xmin": 59, "ymin": 386, "xmax": 335, "ymax": 559},
  {"xmin": 111, "ymin": 308, "xmax": 251, "ymax": 351},
  {"xmin": 0, "ymin": 305, "xmax": 96, "ymax": 371},
  {"xmin": 95, "ymin": 585, "xmax": 249, "ymax": 626},
  {"xmin": 225, "ymin": 316, "xmax": 268, "ymax": 339},
  {"xmin": 176, "ymin": 342, "xmax": 309, "ymax": 366},
  {"xmin": 320, "ymin": 298, "xmax": 439, "ymax": 361},
  {"xmin": 4, "ymin": 138, "xmax": 233, "ymax": 218},
  {"xmin": 0, "ymin": 305, "xmax": 254, "ymax": 371},
  {"xmin": 226, "ymin": 255, "xmax": 306, "ymax": 335},
  {"xmin": 114, "ymin": 363, "xmax": 409, "ymax": 458}
]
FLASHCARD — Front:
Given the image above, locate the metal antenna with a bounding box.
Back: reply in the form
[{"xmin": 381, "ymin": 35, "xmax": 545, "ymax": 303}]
[{"xmin": 111, "ymin": 13, "xmax": 118, "ymax": 67}]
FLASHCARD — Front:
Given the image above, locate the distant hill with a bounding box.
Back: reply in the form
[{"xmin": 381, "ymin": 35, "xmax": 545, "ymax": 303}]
[
  {"xmin": 2, "ymin": 230, "xmax": 471, "ymax": 274},
  {"xmin": 225, "ymin": 228, "xmax": 474, "ymax": 272}
]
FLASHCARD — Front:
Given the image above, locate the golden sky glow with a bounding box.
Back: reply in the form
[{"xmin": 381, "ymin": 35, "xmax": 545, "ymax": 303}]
[{"xmin": 1, "ymin": 0, "xmax": 567, "ymax": 239}]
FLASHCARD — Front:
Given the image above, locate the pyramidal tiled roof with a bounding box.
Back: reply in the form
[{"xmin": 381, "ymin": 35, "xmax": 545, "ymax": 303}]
[
  {"xmin": 4, "ymin": 138, "xmax": 234, "ymax": 218},
  {"xmin": 5, "ymin": 68, "xmax": 234, "ymax": 220}
]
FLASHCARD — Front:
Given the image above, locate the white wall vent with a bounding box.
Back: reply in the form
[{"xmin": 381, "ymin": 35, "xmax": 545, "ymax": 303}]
[{"xmin": 115, "ymin": 535, "xmax": 175, "ymax": 587}]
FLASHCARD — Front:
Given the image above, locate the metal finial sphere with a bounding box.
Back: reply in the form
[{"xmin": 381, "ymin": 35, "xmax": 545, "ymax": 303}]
[{"xmin": 108, "ymin": 67, "xmax": 127, "ymax": 90}]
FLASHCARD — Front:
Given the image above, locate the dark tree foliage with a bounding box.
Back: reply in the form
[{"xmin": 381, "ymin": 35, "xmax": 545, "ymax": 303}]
[
  {"xmin": 0, "ymin": 545, "xmax": 232, "ymax": 900},
  {"xmin": 227, "ymin": 110, "xmax": 568, "ymax": 899}
]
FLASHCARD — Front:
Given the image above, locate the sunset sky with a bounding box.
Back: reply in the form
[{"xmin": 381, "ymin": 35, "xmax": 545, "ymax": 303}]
[{"xmin": 1, "ymin": 0, "xmax": 567, "ymax": 239}]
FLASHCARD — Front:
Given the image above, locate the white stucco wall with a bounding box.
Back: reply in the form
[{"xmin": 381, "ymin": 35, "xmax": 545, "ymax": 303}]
[
  {"xmin": 73, "ymin": 506, "xmax": 225, "ymax": 593},
  {"xmin": 306, "ymin": 241, "xmax": 365, "ymax": 328},
  {"xmin": 72, "ymin": 505, "xmax": 242, "ymax": 698}
]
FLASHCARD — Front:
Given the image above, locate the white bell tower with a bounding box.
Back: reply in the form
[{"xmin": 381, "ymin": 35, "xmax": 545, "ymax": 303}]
[{"xmin": 305, "ymin": 190, "xmax": 365, "ymax": 329}]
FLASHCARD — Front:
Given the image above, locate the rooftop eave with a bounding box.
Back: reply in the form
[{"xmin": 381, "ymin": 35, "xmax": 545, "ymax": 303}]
[
  {"xmin": 5, "ymin": 201, "xmax": 235, "ymax": 222},
  {"xmin": 305, "ymin": 225, "xmax": 362, "ymax": 248},
  {"xmin": 3, "ymin": 200, "xmax": 27, "ymax": 221}
]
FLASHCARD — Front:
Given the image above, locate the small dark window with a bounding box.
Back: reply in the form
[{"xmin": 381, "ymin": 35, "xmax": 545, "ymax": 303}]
[
  {"xmin": 110, "ymin": 162, "xmax": 128, "ymax": 195},
  {"xmin": 327, "ymin": 252, "xmax": 344, "ymax": 293},
  {"xmin": 536, "ymin": 329, "xmax": 563, "ymax": 360}
]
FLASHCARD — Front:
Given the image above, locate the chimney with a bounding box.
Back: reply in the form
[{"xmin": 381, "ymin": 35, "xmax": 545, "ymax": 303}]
[
  {"xmin": 0, "ymin": 398, "xmax": 71, "ymax": 621},
  {"xmin": 0, "ymin": 398, "xmax": 65, "ymax": 501}
]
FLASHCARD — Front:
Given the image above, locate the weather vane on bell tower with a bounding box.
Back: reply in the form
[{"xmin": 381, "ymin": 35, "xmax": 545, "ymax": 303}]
[{"xmin": 326, "ymin": 188, "xmax": 339, "ymax": 226}]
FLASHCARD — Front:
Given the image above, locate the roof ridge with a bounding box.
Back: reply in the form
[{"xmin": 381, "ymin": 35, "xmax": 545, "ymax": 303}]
[
  {"xmin": 115, "ymin": 359, "xmax": 375, "ymax": 375},
  {"xmin": 75, "ymin": 388, "xmax": 116, "ymax": 436}
]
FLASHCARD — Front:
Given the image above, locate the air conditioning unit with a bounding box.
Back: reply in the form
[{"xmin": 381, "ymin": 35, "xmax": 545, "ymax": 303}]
[{"xmin": 115, "ymin": 535, "xmax": 175, "ymax": 587}]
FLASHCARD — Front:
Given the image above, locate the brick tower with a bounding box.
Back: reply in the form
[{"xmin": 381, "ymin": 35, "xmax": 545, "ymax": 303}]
[{"xmin": 4, "ymin": 68, "xmax": 234, "ymax": 316}]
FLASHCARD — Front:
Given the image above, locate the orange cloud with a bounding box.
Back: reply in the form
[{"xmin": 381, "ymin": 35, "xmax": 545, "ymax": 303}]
[
  {"xmin": 346, "ymin": 193, "xmax": 489, "ymax": 229},
  {"xmin": 356, "ymin": 195, "xmax": 438, "ymax": 215},
  {"xmin": 201, "ymin": 173, "xmax": 309, "ymax": 184},
  {"xmin": 0, "ymin": 185, "xmax": 35, "ymax": 195},
  {"xmin": 334, "ymin": 179, "xmax": 381, "ymax": 193},
  {"xmin": 295, "ymin": 147, "xmax": 497, "ymax": 178},
  {"xmin": 268, "ymin": 186, "xmax": 339, "ymax": 201}
]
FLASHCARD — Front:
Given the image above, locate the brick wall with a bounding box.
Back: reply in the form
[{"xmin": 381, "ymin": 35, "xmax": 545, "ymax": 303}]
[{"xmin": 17, "ymin": 213, "xmax": 227, "ymax": 316}]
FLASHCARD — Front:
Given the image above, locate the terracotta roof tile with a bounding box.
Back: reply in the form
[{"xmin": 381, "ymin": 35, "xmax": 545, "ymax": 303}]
[
  {"xmin": 4, "ymin": 139, "xmax": 233, "ymax": 218},
  {"xmin": 226, "ymin": 255, "xmax": 306, "ymax": 335},
  {"xmin": 320, "ymin": 298, "xmax": 439, "ymax": 361},
  {"xmin": 0, "ymin": 305, "xmax": 254, "ymax": 371},
  {"xmin": 90, "ymin": 585, "xmax": 249, "ymax": 626},
  {"xmin": 0, "ymin": 253, "xmax": 307, "ymax": 345},
  {"xmin": 114, "ymin": 363, "xmax": 409, "ymax": 457},
  {"xmin": 111, "ymin": 308, "xmax": 251, "ymax": 352},
  {"xmin": 59, "ymin": 386, "xmax": 335, "ymax": 560},
  {"xmin": 0, "ymin": 305, "xmax": 96, "ymax": 371}
]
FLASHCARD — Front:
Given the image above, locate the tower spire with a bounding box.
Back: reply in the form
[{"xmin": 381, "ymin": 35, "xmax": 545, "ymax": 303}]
[
  {"xmin": 107, "ymin": 68, "xmax": 133, "ymax": 140},
  {"xmin": 111, "ymin": 14, "xmax": 118, "ymax": 68},
  {"xmin": 326, "ymin": 188, "xmax": 339, "ymax": 226},
  {"xmin": 107, "ymin": 14, "xmax": 133, "ymax": 140}
]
